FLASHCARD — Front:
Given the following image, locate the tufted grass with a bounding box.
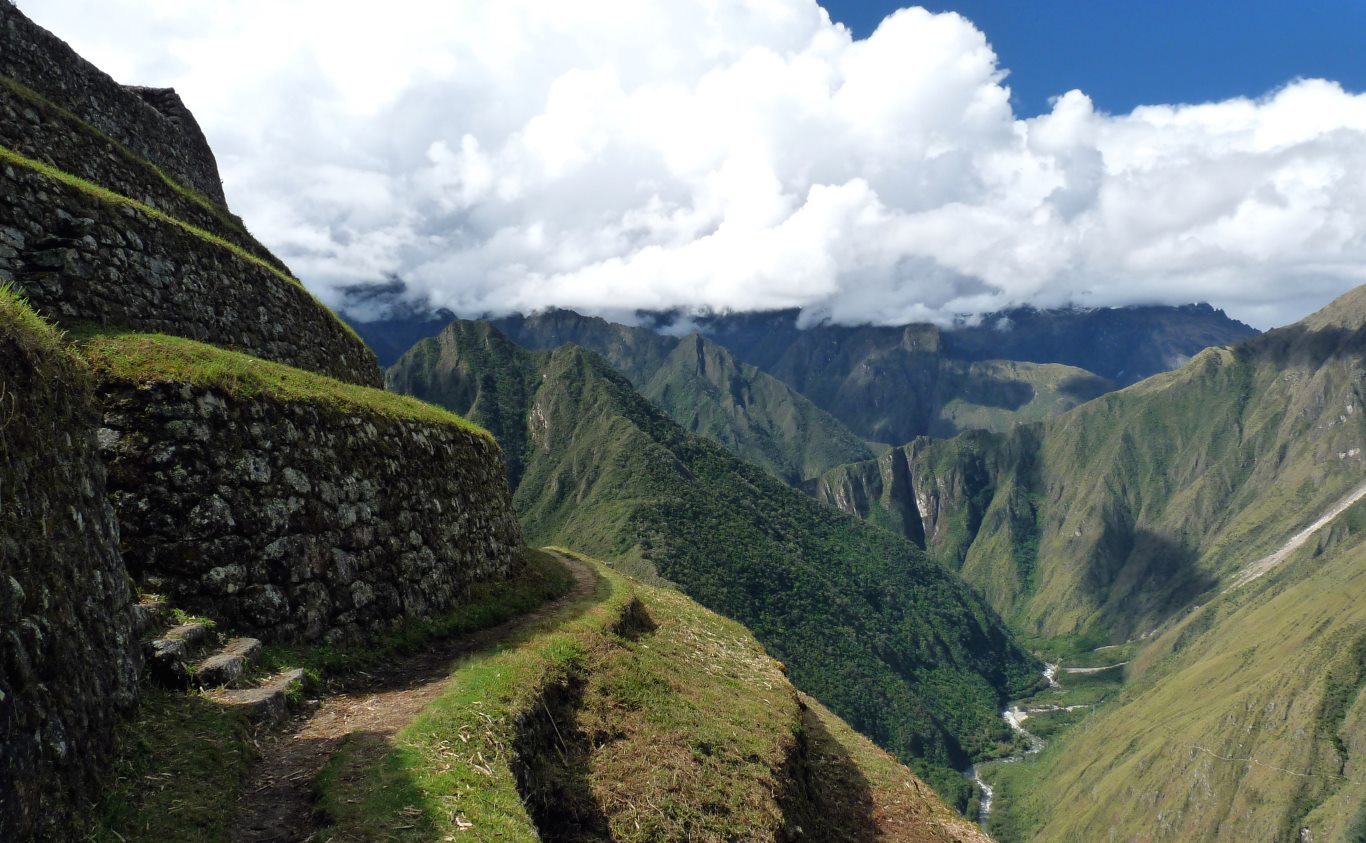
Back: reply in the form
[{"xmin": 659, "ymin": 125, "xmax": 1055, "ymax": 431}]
[
  {"xmin": 78, "ymin": 330, "xmax": 492, "ymax": 438},
  {"xmin": 317, "ymin": 550, "xmax": 809, "ymax": 842},
  {"xmin": 0, "ymin": 140, "xmax": 366, "ymax": 349},
  {"xmin": 0, "ymin": 280, "xmax": 68, "ymax": 361}
]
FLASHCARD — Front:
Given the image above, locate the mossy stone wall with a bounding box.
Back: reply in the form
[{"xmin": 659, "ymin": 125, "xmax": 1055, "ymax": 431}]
[
  {"xmin": 0, "ymin": 0, "xmax": 226, "ymax": 205},
  {"xmin": 99, "ymin": 379, "xmax": 524, "ymax": 642},
  {"xmin": 0, "ymin": 319, "xmax": 136, "ymax": 842},
  {"xmin": 0, "ymin": 163, "xmax": 381, "ymax": 387}
]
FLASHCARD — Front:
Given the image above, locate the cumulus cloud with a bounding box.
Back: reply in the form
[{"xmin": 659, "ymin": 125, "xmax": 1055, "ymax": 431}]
[{"xmin": 26, "ymin": 0, "xmax": 1366, "ymax": 328}]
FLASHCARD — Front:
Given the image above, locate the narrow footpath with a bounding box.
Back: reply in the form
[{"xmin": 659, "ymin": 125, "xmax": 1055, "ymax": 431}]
[{"xmin": 229, "ymin": 552, "xmax": 596, "ymax": 843}]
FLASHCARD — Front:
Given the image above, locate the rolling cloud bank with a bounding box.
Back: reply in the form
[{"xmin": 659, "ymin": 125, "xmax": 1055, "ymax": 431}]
[{"xmin": 31, "ymin": 0, "xmax": 1366, "ymax": 328}]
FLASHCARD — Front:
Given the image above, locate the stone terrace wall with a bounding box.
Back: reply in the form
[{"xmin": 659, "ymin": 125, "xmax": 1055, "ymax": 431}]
[
  {"xmin": 0, "ymin": 318, "xmax": 137, "ymax": 841},
  {"xmin": 0, "ymin": 163, "xmax": 383, "ymax": 387},
  {"xmin": 0, "ymin": 0, "xmax": 227, "ymax": 205},
  {"xmin": 99, "ymin": 381, "xmax": 524, "ymax": 643},
  {"xmin": 0, "ymin": 77, "xmax": 284, "ymax": 270}
]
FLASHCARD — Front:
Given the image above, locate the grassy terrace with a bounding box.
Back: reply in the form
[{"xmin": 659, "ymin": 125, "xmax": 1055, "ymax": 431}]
[
  {"xmin": 0, "ymin": 142, "xmax": 295, "ymax": 289},
  {"xmin": 0, "ymin": 140, "xmax": 364, "ymax": 347},
  {"xmin": 80, "ymin": 331, "xmax": 491, "ymax": 438},
  {"xmin": 0, "ymin": 73, "xmax": 265, "ymax": 256},
  {"xmin": 0, "ymin": 281, "xmax": 69, "ymax": 360}
]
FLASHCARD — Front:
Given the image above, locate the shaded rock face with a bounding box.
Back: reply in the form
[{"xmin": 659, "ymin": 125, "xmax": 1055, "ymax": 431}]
[
  {"xmin": 0, "ymin": 0, "xmax": 226, "ymax": 204},
  {"xmin": 0, "ymin": 325, "xmax": 136, "ymax": 842},
  {"xmin": 99, "ymin": 381, "xmax": 524, "ymax": 642}
]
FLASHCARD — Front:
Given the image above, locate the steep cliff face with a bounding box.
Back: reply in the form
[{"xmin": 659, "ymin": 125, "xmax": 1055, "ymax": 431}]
[
  {"xmin": 0, "ymin": 292, "xmax": 136, "ymax": 842},
  {"xmin": 817, "ymin": 429, "xmax": 1043, "ymax": 624}
]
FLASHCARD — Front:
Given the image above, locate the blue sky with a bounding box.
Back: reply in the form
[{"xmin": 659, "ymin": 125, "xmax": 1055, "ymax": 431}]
[{"xmin": 824, "ymin": 1, "xmax": 1366, "ymax": 115}]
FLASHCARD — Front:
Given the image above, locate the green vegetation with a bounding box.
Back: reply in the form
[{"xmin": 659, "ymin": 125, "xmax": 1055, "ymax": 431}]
[
  {"xmin": 642, "ymin": 334, "xmax": 874, "ymax": 484},
  {"xmin": 0, "ymin": 73, "xmax": 266, "ymax": 253},
  {"xmin": 0, "ymin": 142, "xmax": 294, "ymax": 288},
  {"xmin": 987, "ymin": 501, "xmax": 1366, "ymax": 841},
  {"xmin": 88, "ymin": 687, "xmax": 256, "ymax": 843},
  {"xmin": 319, "ymin": 551, "xmax": 981, "ymax": 842},
  {"xmin": 820, "ymin": 287, "xmax": 1366, "ymax": 643},
  {"xmin": 807, "ymin": 285, "xmax": 1366, "ymax": 839},
  {"xmin": 86, "ymin": 550, "xmax": 573, "ymax": 843},
  {"xmin": 389, "ymin": 322, "xmax": 1041, "ymax": 806},
  {"xmin": 79, "ymin": 331, "xmax": 491, "ymax": 437},
  {"xmin": 0, "ymin": 140, "xmax": 362, "ymax": 347},
  {"xmin": 486, "ymin": 310, "xmax": 874, "ymax": 484},
  {"xmin": 262, "ymin": 549, "xmax": 573, "ymax": 677},
  {"xmin": 0, "ymin": 281, "xmax": 69, "ymax": 361},
  {"xmin": 931, "ymin": 359, "xmax": 1113, "ymax": 438}
]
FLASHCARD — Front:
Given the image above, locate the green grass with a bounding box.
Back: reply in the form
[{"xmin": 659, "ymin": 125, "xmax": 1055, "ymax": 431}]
[
  {"xmin": 85, "ymin": 549, "xmax": 572, "ymax": 843},
  {"xmin": 0, "ymin": 73, "xmax": 262, "ymax": 250},
  {"xmin": 87, "ymin": 687, "xmax": 257, "ymax": 843},
  {"xmin": 389, "ymin": 325, "xmax": 1041, "ymax": 807},
  {"xmin": 0, "ymin": 142, "xmax": 295, "ymax": 288},
  {"xmin": 0, "ymin": 281, "xmax": 69, "ymax": 361},
  {"xmin": 318, "ymin": 550, "xmax": 979, "ymax": 842},
  {"xmin": 79, "ymin": 331, "xmax": 491, "ymax": 437},
  {"xmin": 261, "ymin": 548, "xmax": 573, "ymax": 677},
  {"xmin": 316, "ymin": 552, "xmax": 636, "ymax": 842},
  {"xmin": 0, "ymin": 140, "xmax": 365, "ymax": 348}
]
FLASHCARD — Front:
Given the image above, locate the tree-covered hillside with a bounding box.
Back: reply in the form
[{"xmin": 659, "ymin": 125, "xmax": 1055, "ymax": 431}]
[{"xmin": 388, "ymin": 320, "xmax": 1041, "ymax": 804}]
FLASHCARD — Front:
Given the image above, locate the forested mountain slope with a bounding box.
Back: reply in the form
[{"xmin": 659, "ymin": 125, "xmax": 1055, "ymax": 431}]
[
  {"xmin": 388, "ymin": 320, "xmax": 1041, "ymax": 804},
  {"xmin": 818, "ymin": 285, "xmax": 1365, "ymax": 642},
  {"xmin": 489, "ymin": 309, "xmax": 875, "ymax": 483}
]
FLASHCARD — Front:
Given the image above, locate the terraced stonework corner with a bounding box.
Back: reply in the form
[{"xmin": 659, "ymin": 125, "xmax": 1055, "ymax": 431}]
[
  {"xmin": 98, "ymin": 377, "xmax": 524, "ymax": 643},
  {"xmin": 0, "ymin": 161, "xmax": 382, "ymax": 387},
  {"xmin": 0, "ymin": 0, "xmax": 225, "ymax": 204},
  {"xmin": 0, "ymin": 303, "xmax": 137, "ymax": 842}
]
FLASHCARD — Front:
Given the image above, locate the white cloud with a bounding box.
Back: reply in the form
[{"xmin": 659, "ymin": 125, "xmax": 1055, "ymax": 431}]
[{"xmin": 24, "ymin": 0, "xmax": 1366, "ymax": 328}]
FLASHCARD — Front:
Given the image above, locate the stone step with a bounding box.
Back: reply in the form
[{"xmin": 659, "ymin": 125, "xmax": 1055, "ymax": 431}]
[
  {"xmin": 130, "ymin": 595, "xmax": 170, "ymax": 638},
  {"xmin": 143, "ymin": 621, "xmax": 215, "ymax": 686},
  {"xmin": 209, "ymin": 668, "xmax": 309, "ymax": 723},
  {"xmin": 192, "ymin": 637, "xmax": 263, "ymax": 689}
]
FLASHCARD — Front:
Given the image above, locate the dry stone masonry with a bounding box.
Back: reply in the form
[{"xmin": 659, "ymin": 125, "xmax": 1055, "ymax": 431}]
[
  {"xmin": 0, "ymin": 76, "xmax": 285, "ymax": 271},
  {"xmin": 0, "ymin": 7, "xmax": 530, "ymax": 839},
  {"xmin": 0, "ymin": 163, "xmax": 382, "ymax": 387},
  {"xmin": 0, "ymin": 0, "xmax": 226, "ymax": 204},
  {"xmin": 99, "ymin": 379, "xmax": 524, "ymax": 642},
  {"xmin": 0, "ymin": 319, "xmax": 137, "ymax": 842}
]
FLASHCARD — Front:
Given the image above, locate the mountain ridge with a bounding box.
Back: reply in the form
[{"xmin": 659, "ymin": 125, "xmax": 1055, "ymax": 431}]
[{"xmin": 388, "ymin": 318, "xmax": 1044, "ymax": 806}]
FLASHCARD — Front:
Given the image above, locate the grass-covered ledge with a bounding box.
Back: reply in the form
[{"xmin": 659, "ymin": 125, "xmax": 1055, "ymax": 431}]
[
  {"xmin": 0, "ymin": 140, "xmax": 366, "ymax": 349},
  {"xmin": 0, "ymin": 280, "xmax": 69, "ymax": 360},
  {"xmin": 78, "ymin": 330, "xmax": 492, "ymax": 439}
]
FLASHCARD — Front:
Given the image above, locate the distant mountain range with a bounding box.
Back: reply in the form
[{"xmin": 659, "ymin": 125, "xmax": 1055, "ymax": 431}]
[
  {"xmin": 351, "ymin": 301, "xmax": 1257, "ymax": 477},
  {"xmin": 387, "ymin": 319, "xmax": 1041, "ymax": 805}
]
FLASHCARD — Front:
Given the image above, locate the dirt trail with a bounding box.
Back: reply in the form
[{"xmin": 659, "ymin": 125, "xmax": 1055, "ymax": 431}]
[
  {"xmin": 229, "ymin": 553, "xmax": 596, "ymax": 843},
  {"xmin": 1228, "ymin": 480, "xmax": 1366, "ymax": 590}
]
